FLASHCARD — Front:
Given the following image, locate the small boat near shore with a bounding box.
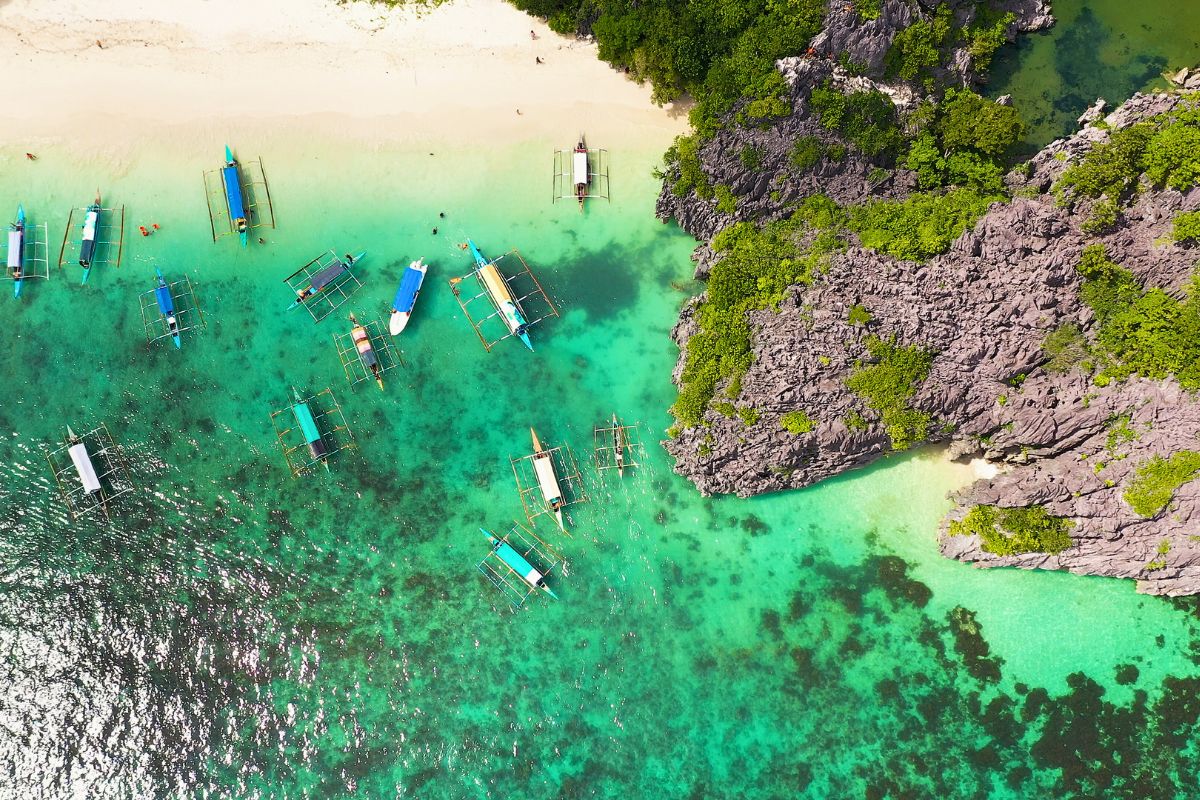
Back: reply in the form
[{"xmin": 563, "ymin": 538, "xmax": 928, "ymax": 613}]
[
  {"xmin": 154, "ymin": 268, "xmax": 182, "ymax": 349},
  {"xmin": 531, "ymin": 427, "xmax": 566, "ymax": 530},
  {"xmin": 349, "ymin": 313, "xmax": 385, "ymax": 389},
  {"xmin": 469, "ymin": 239, "xmax": 532, "ymax": 350},
  {"xmin": 287, "ymin": 251, "xmax": 365, "ymax": 312},
  {"xmin": 390, "ymin": 257, "xmax": 427, "ymax": 335},
  {"xmin": 222, "ymin": 145, "xmax": 249, "ymax": 247},
  {"xmin": 78, "ymin": 191, "xmax": 102, "ymax": 283},
  {"xmin": 8, "ymin": 205, "xmax": 25, "ymax": 298}
]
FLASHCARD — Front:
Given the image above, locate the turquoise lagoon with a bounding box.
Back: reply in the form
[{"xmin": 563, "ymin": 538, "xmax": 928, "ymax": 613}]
[{"xmin": 1, "ymin": 125, "xmax": 1200, "ymax": 798}]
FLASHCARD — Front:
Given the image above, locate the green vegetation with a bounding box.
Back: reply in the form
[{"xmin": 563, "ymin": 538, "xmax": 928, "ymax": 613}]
[
  {"xmin": 714, "ymin": 184, "xmax": 738, "ymax": 214},
  {"xmin": 949, "ymin": 504, "xmax": 1075, "ymax": 556},
  {"xmin": 1055, "ymin": 96, "xmax": 1200, "ymax": 206},
  {"xmin": 845, "ymin": 409, "xmax": 869, "ymax": 431},
  {"xmin": 1124, "ymin": 451, "xmax": 1200, "ymax": 517},
  {"xmin": 1041, "ymin": 323, "xmax": 1089, "ymax": 374},
  {"xmin": 884, "ymin": 5, "xmax": 954, "ymax": 86},
  {"xmin": 1075, "ymin": 245, "xmax": 1200, "ymax": 389},
  {"xmin": 845, "ymin": 335, "xmax": 935, "ymax": 450},
  {"xmin": 847, "ymin": 188, "xmax": 999, "ymax": 262},
  {"xmin": 855, "ymin": 0, "xmax": 882, "ymax": 22},
  {"xmin": 740, "ymin": 144, "xmax": 765, "ymax": 172},
  {"xmin": 1082, "ymin": 197, "xmax": 1120, "ymax": 234},
  {"xmin": 1146, "ymin": 539, "xmax": 1171, "ymax": 571},
  {"xmin": 665, "ymin": 135, "xmax": 712, "ymax": 199},
  {"xmin": 903, "ymin": 90, "xmax": 1024, "ymax": 193},
  {"xmin": 809, "ymin": 82, "xmax": 903, "ymax": 158},
  {"xmin": 780, "ymin": 410, "xmax": 816, "ymax": 435},
  {"xmin": 1173, "ymin": 211, "xmax": 1200, "ymax": 243},
  {"xmin": 669, "ymin": 197, "xmax": 849, "ymax": 429},
  {"xmin": 847, "ymin": 304, "xmax": 872, "ymax": 326},
  {"xmin": 737, "ymin": 406, "xmax": 760, "ymax": 426},
  {"xmin": 788, "ymin": 135, "xmax": 825, "ymax": 172},
  {"xmin": 1105, "ymin": 412, "xmax": 1140, "ymax": 453}
]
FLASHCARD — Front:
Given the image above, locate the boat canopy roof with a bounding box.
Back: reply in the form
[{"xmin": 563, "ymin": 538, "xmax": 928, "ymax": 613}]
[
  {"xmin": 222, "ymin": 164, "xmax": 247, "ymax": 221},
  {"xmin": 495, "ymin": 539, "xmax": 545, "ymax": 587},
  {"xmin": 155, "ymin": 283, "xmax": 174, "ymax": 315},
  {"xmin": 292, "ymin": 400, "xmax": 322, "ymax": 444},
  {"xmin": 310, "ymin": 261, "xmax": 348, "ymax": 292},
  {"xmin": 533, "ymin": 454, "xmax": 563, "ymax": 503},
  {"xmin": 573, "ymin": 150, "xmax": 588, "ymax": 186},
  {"xmin": 392, "ymin": 265, "xmax": 425, "ymax": 313},
  {"xmin": 68, "ymin": 442, "xmax": 102, "ymax": 494},
  {"xmin": 7, "ymin": 229, "xmax": 21, "ymax": 269}
]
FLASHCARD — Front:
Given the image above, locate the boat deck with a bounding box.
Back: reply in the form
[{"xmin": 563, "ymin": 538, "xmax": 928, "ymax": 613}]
[
  {"xmin": 202, "ymin": 155, "xmax": 276, "ymax": 243},
  {"xmin": 448, "ymin": 248, "xmax": 559, "ymax": 351},
  {"xmin": 269, "ymin": 387, "xmax": 354, "ymax": 476},
  {"xmin": 138, "ymin": 272, "xmax": 207, "ymax": 346},
  {"xmin": 44, "ymin": 424, "xmax": 135, "ymax": 520}
]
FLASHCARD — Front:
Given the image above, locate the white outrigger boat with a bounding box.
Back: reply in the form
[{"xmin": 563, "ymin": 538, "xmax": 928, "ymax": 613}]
[
  {"xmin": 389, "ymin": 257, "xmax": 428, "ymax": 335},
  {"xmin": 530, "ymin": 427, "xmax": 566, "ymax": 529}
]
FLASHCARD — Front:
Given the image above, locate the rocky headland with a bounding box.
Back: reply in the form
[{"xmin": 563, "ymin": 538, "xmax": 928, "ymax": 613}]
[{"xmin": 657, "ymin": 2, "xmax": 1200, "ymax": 594}]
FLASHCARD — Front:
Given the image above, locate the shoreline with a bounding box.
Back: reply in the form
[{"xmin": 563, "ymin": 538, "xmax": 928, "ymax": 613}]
[{"xmin": 0, "ymin": 0, "xmax": 689, "ymax": 152}]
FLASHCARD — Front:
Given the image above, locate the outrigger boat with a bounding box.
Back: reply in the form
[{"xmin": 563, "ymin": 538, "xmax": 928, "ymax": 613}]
[
  {"xmin": 153, "ymin": 268, "xmax": 182, "ymax": 349},
  {"xmin": 349, "ymin": 313, "xmax": 384, "ymax": 389},
  {"xmin": 290, "ymin": 387, "xmax": 330, "ymax": 469},
  {"xmin": 480, "ymin": 528, "xmax": 558, "ymax": 600},
  {"xmin": 78, "ymin": 191, "xmax": 102, "ymax": 284},
  {"xmin": 222, "ymin": 145, "xmax": 249, "ymax": 247},
  {"xmin": 389, "ymin": 257, "xmax": 428, "ymax": 335},
  {"xmin": 44, "ymin": 423, "xmax": 135, "ymax": 520},
  {"xmin": 594, "ymin": 414, "xmax": 643, "ymax": 477},
  {"xmin": 8, "ymin": 205, "xmax": 24, "ymax": 298},
  {"xmin": 573, "ymin": 135, "xmax": 589, "ymax": 211},
  {"xmin": 468, "ymin": 239, "xmax": 532, "ymax": 350},
  {"xmin": 612, "ymin": 414, "xmax": 627, "ymax": 476},
  {"xmin": 530, "ymin": 427, "xmax": 566, "ymax": 530},
  {"xmin": 66, "ymin": 426, "xmax": 102, "ymax": 497},
  {"xmin": 288, "ymin": 252, "xmax": 365, "ymax": 311}
]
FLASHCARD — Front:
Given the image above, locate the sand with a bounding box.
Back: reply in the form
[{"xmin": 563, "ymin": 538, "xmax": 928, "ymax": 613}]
[{"xmin": 0, "ymin": 0, "xmax": 689, "ymax": 152}]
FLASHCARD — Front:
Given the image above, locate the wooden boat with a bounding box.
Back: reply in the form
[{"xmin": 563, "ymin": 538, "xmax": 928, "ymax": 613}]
[
  {"xmin": 288, "ymin": 251, "xmax": 365, "ymax": 311},
  {"xmin": 153, "ymin": 268, "xmax": 182, "ymax": 349},
  {"xmin": 222, "ymin": 145, "xmax": 249, "ymax": 247},
  {"xmin": 530, "ymin": 427, "xmax": 566, "ymax": 530},
  {"xmin": 573, "ymin": 134, "xmax": 589, "ymax": 211},
  {"xmin": 480, "ymin": 527, "xmax": 558, "ymax": 601},
  {"xmin": 349, "ymin": 312, "xmax": 384, "ymax": 389},
  {"xmin": 611, "ymin": 413, "xmax": 627, "ymax": 477},
  {"xmin": 8, "ymin": 204, "xmax": 24, "ymax": 298},
  {"xmin": 389, "ymin": 257, "xmax": 427, "ymax": 335},
  {"xmin": 78, "ymin": 191, "xmax": 102, "ymax": 283},
  {"xmin": 290, "ymin": 387, "xmax": 330, "ymax": 468},
  {"xmin": 468, "ymin": 239, "xmax": 533, "ymax": 350}
]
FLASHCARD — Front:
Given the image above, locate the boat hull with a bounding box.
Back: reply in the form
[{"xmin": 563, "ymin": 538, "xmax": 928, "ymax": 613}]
[{"xmin": 390, "ymin": 259, "xmax": 427, "ymax": 335}]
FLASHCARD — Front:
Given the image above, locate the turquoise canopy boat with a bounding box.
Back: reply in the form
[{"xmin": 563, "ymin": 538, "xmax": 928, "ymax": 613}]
[
  {"xmin": 154, "ymin": 268, "xmax": 182, "ymax": 349},
  {"xmin": 290, "ymin": 387, "xmax": 329, "ymax": 467},
  {"xmin": 476, "ymin": 526, "xmax": 560, "ymax": 607},
  {"xmin": 222, "ymin": 146, "xmax": 249, "ymax": 247},
  {"xmin": 8, "ymin": 205, "xmax": 25, "ymax": 298}
]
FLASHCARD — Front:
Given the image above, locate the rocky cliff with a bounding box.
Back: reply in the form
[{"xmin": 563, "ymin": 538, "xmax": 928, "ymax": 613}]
[{"xmin": 660, "ymin": 42, "xmax": 1200, "ymax": 592}]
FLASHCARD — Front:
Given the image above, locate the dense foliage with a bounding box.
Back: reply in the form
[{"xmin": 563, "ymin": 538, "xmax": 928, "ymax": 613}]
[
  {"xmin": 670, "ymin": 197, "xmax": 848, "ymax": 429},
  {"xmin": 1173, "ymin": 211, "xmax": 1200, "ymax": 243},
  {"xmin": 884, "ymin": 5, "xmax": 1014, "ymax": 89},
  {"xmin": 510, "ymin": 0, "xmax": 826, "ymax": 136},
  {"xmin": 1124, "ymin": 451, "xmax": 1200, "ymax": 517},
  {"xmin": 904, "ymin": 89, "xmax": 1024, "ymax": 192},
  {"xmin": 1074, "ymin": 245, "xmax": 1200, "ymax": 389},
  {"xmin": 780, "ymin": 410, "xmax": 816, "ymax": 435},
  {"xmin": 949, "ymin": 504, "xmax": 1075, "ymax": 555},
  {"xmin": 1041, "ymin": 323, "xmax": 1089, "ymax": 374},
  {"xmin": 809, "ymin": 82, "xmax": 903, "ymax": 159},
  {"xmin": 844, "ymin": 335, "xmax": 935, "ymax": 450},
  {"xmin": 1055, "ymin": 95, "xmax": 1200, "ymax": 204},
  {"xmin": 847, "ymin": 188, "xmax": 999, "ymax": 262}
]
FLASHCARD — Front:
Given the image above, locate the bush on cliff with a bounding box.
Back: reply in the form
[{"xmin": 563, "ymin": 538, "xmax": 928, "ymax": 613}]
[
  {"xmin": 780, "ymin": 410, "xmax": 816, "ymax": 434},
  {"xmin": 949, "ymin": 504, "xmax": 1074, "ymax": 555},
  {"xmin": 847, "ymin": 187, "xmax": 998, "ymax": 261},
  {"xmin": 1173, "ymin": 211, "xmax": 1200, "ymax": 243},
  {"xmin": 1124, "ymin": 451, "xmax": 1200, "ymax": 517},
  {"xmin": 844, "ymin": 335, "xmax": 935, "ymax": 450}
]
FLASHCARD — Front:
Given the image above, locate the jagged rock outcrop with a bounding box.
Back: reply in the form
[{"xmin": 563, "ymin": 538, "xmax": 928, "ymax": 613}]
[
  {"xmin": 663, "ymin": 88, "xmax": 1200, "ymax": 594},
  {"xmin": 656, "ymin": 0, "xmax": 1053, "ymax": 244}
]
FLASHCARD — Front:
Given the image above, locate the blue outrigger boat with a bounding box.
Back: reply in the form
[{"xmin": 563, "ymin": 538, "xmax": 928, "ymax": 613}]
[
  {"xmin": 477, "ymin": 527, "xmax": 560, "ymax": 607},
  {"xmin": 291, "ymin": 387, "xmax": 330, "ymax": 468},
  {"xmin": 287, "ymin": 252, "xmax": 365, "ymax": 311},
  {"xmin": 389, "ymin": 258, "xmax": 428, "ymax": 335},
  {"xmin": 8, "ymin": 205, "xmax": 25, "ymax": 298},
  {"xmin": 222, "ymin": 146, "xmax": 249, "ymax": 247},
  {"xmin": 78, "ymin": 191, "xmax": 102, "ymax": 284},
  {"xmin": 154, "ymin": 268, "xmax": 182, "ymax": 349},
  {"xmin": 468, "ymin": 239, "xmax": 533, "ymax": 350}
]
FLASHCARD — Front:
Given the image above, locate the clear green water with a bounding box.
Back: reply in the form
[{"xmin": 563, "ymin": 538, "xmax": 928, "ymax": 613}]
[
  {"xmin": 988, "ymin": 0, "xmax": 1200, "ymax": 150},
  {"xmin": 2, "ymin": 128, "xmax": 1200, "ymax": 798}
]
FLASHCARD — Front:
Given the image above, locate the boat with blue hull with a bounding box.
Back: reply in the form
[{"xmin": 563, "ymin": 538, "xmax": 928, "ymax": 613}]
[
  {"xmin": 8, "ymin": 205, "xmax": 25, "ymax": 298},
  {"xmin": 78, "ymin": 191, "xmax": 102, "ymax": 284},
  {"xmin": 154, "ymin": 268, "xmax": 182, "ymax": 348},
  {"xmin": 468, "ymin": 239, "xmax": 533, "ymax": 350},
  {"xmin": 222, "ymin": 146, "xmax": 249, "ymax": 247},
  {"xmin": 389, "ymin": 258, "xmax": 427, "ymax": 335}
]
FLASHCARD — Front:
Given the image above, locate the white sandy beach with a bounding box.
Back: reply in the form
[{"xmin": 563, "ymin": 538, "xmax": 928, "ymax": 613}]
[{"xmin": 0, "ymin": 0, "xmax": 688, "ymax": 153}]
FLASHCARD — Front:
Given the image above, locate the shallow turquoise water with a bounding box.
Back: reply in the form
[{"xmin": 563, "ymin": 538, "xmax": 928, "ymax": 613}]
[
  {"xmin": 1, "ymin": 129, "xmax": 1200, "ymax": 797},
  {"xmin": 988, "ymin": 0, "xmax": 1200, "ymax": 150}
]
